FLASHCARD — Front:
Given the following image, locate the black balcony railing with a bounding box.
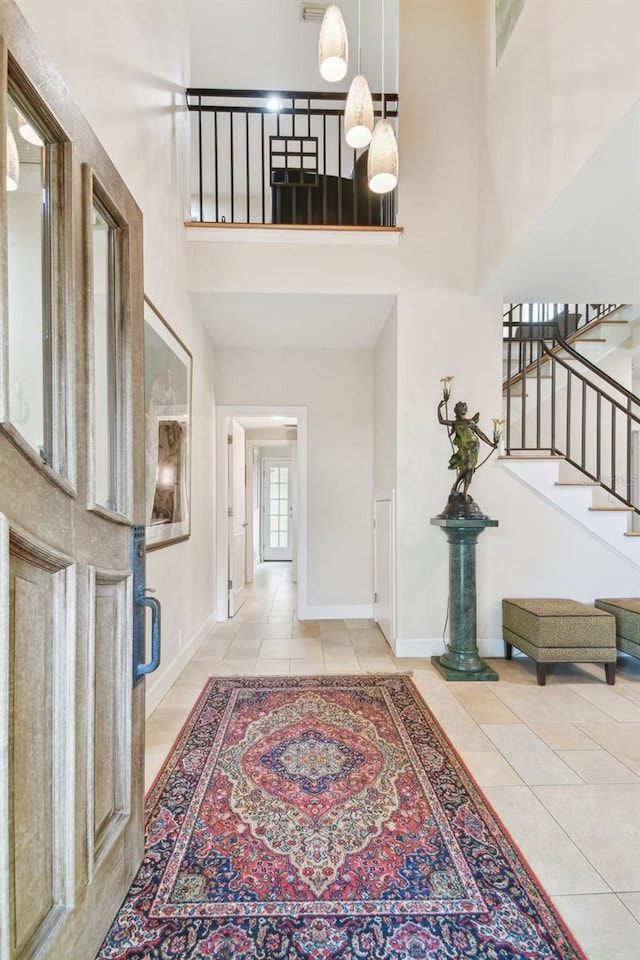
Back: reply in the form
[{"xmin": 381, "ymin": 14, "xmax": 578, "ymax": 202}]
[{"xmin": 186, "ymin": 88, "xmax": 399, "ymax": 227}]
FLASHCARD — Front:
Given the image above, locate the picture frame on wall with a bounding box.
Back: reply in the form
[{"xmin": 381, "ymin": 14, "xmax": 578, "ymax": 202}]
[{"xmin": 144, "ymin": 296, "xmax": 192, "ymax": 550}]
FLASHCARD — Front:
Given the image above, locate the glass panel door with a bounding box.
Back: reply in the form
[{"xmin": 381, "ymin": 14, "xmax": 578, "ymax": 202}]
[{"xmin": 262, "ymin": 458, "xmax": 292, "ymax": 561}]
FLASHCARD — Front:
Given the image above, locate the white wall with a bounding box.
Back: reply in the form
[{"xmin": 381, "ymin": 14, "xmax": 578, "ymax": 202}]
[
  {"xmin": 392, "ymin": 0, "xmax": 496, "ymax": 647},
  {"xmin": 188, "ymin": 0, "xmax": 399, "ymax": 96},
  {"xmin": 478, "ymin": 0, "xmax": 640, "ymax": 292},
  {"xmin": 16, "ymin": 0, "xmax": 219, "ymax": 715},
  {"xmin": 215, "ymin": 349, "xmax": 373, "ymax": 614},
  {"xmin": 373, "ymin": 303, "xmax": 397, "ymax": 493}
]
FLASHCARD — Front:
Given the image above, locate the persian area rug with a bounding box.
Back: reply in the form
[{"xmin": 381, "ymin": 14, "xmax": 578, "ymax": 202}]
[{"xmin": 98, "ymin": 675, "xmax": 585, "ymax": 959}]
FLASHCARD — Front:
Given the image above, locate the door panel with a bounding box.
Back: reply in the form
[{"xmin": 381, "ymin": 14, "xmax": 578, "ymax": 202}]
[
  {"xmin": 91, "ymin": 570, "xmax": 130, "ymax": 866},
  {"xmin": 4, "ymin": 529, "xmax": 74, "ymax": 959},
  {"xmin": 0, "ymin": 14, "xmax": 146, "ymax": 959},
  {"xmin": 10, "ymin": 554, "xmax": 57, "ymax": 955},
  {"xmin": 94, "ymin": 588, "xmax": 118, "ymax": 845},
  {"xmin": 374, "ymin": 496, "xmax": 394, "ymax": 645}
]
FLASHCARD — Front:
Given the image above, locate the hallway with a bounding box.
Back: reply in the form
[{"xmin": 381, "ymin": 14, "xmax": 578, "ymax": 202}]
[{"xmin": 145, "ymin": 563, "xmax": 640, "ymax": 960}]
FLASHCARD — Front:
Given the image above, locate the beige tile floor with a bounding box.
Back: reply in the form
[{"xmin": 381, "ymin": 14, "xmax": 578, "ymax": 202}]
[{"xmin": 146, "ymin": 562, "xmax": 640, "ymax": 960}]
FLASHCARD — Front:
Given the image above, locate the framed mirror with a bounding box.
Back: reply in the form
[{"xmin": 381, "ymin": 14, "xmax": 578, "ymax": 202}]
[{"xmin": 144, "ymin": 297, "xmax": 192, "ymax": 549}]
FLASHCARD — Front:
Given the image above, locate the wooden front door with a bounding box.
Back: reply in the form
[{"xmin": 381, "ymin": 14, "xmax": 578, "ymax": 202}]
[{"xmin": 0, "ymin": 7, "xmax": 146, "ymax": 957}]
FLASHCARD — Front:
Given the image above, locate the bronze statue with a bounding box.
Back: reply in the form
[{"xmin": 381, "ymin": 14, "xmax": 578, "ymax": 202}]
[{"xmin": 437, "ymin": 380, "xmax": 502, "ymax": 517}]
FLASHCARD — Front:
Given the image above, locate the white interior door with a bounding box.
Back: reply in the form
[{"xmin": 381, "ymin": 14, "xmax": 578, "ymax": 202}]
[
  {"xmin": 0, "ymin": 17, "xmax": 146, "ymax": 958},
  {"xmin": 374, "ymin": 494, "xmax": 394, "ymax": 645},
  {"xmin": 227, "ymin": 419, "xmax": 247, "ymax": 616},
  {"xmin": 262, "ymin": 458, "xmax": 292, "ymax": 560},
  {"xmin": 252, "ymin": 447, "xmax": 261, "ymax": 566}
]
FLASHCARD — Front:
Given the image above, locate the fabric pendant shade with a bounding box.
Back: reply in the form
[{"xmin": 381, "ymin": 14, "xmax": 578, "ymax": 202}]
[
  {"xmin": 367, "ymin": 118, "xmax": 398, "ymax": 194},
  {"xmin": 344, "ymin": 74, "xmax": 374, "ymax": 148},
  {"xmin": 318, "ymin": 4, "xmax": 348, "ymax": 82},
  {"xmin": 367, "ymin": 0, "xmax": 398, "ymax": 195},
  {"xmin": 6, "ymin": 124, "xmax": 19, "ymax": 191}
]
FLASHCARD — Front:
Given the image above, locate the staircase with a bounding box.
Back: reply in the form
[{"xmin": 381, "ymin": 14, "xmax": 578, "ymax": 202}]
[{"xmin": 501, "ymin": 303, "xmax": 640, "ymax": 565}]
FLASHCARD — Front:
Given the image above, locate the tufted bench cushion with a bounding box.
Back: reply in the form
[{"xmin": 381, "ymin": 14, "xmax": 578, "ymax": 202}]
[
  {"xmin": 594, "ymin": 598, "xmax": 640, "ymax": 659},
  {"xmin": 502, "ymin": 598, "xmax": 616, "ymax": 685}
]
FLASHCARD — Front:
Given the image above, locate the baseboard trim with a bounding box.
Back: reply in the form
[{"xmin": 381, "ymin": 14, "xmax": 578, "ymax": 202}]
[
  {"xmin": 144, "ymin": 609, "xmax": 218, "ymax": 719},
  {"xmin": 298, "ymin": 603, "xmax": 374, "ymax": 621},
  {"xmin": 393, "ymin": 637, "xmax": 506, "ymax": 659}
]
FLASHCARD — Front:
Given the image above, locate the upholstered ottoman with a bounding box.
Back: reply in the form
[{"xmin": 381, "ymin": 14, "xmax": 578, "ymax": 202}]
[
  {"xmin": 502, "ymin": 598, "xmax": 616, "ymax": 685},
  {"xmin": 594, "ymin": 598, "xmax": 640, "ymax": 659}
]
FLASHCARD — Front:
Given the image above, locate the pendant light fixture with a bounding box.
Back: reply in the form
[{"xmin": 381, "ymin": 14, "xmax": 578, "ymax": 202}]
[
  {"xmin": 344, "ymin": 0, "xmax": 373, "ymax": 148},
  {"xmin": 6, "ymin": 124, "xmax": 19, "ymax": 192},
  {"xmin": 368, "ymin": 0, "xmax": 398, "ymax": 194},
  {"xmin": 318, "ymin": 1, "xmax": 348, "ymax": 82}
]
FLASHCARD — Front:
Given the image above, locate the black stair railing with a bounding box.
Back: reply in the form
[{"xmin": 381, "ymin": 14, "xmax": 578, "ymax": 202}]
[
  {"xmin": 503, "ymin": 303, "xmax": 619, "ymax": 376},
  {"xmin": 503, "ymin": 304, "xmax": 639, "ymax": 514},
  {"xmin": 186, "ymin": 88, "xmax": 398, "ymax": 227}
]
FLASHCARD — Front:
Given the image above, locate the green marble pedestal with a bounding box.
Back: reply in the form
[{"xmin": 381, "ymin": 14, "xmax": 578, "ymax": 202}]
[{"xmin": 430, "ymin": 516, "xmax": 499, "ymax": 681}]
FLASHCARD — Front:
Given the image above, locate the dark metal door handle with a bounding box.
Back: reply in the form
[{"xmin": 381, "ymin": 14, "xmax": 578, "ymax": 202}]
[
  {"xmin": 131, "ymin": 525, "xmax": 162, "ymax": 684},
  {"xmin": 136, "ymin": 591, "xmax": 161, "ymax": 678}
]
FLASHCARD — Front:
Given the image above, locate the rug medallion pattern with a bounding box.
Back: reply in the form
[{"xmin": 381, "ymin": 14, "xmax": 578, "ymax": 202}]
[{"xmin": 98, "ymin": 676, "xmax": 585, "ymax": 959}]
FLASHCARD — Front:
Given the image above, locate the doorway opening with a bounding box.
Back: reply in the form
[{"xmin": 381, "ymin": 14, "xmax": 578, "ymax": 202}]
[{"xmin": 216, "ymin": 405, "xmax": 307, "ymax": 621}]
